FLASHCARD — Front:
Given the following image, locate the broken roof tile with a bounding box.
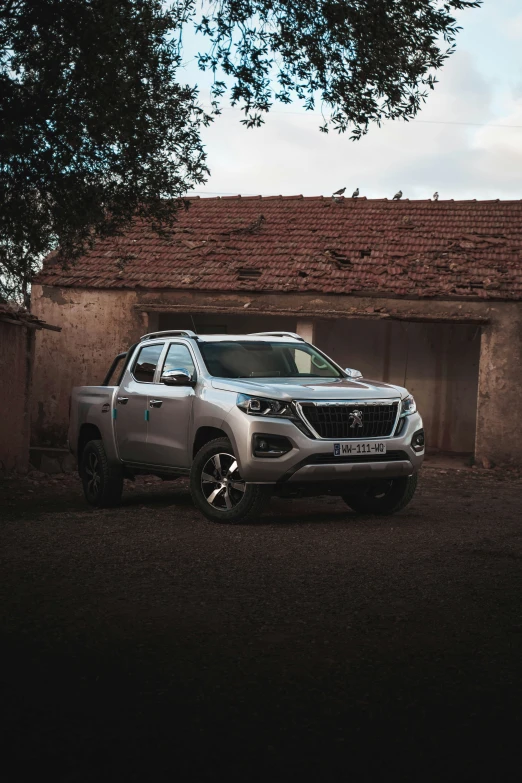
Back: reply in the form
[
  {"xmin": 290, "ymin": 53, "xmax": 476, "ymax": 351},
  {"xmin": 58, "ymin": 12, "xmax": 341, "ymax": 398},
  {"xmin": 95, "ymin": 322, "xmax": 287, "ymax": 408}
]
[{"xmin": 34, "ymin": 197, "xmax": 522, "ymax": 300}]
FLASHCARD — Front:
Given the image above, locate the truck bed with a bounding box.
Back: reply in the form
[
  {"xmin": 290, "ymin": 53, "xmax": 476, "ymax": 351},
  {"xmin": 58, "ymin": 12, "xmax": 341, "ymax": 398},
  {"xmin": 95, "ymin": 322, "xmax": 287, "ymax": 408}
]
[{"xmin": 68, "ymin": 386, "xmax": 119, "ymax": 460}]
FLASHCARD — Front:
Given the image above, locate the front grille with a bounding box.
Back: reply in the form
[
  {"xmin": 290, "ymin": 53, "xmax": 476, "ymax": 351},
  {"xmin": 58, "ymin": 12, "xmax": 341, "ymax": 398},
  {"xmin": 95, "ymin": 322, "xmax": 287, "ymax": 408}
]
[{"xmin": 300, "ymin": 402, "xmax": 399, "ymax": 439}]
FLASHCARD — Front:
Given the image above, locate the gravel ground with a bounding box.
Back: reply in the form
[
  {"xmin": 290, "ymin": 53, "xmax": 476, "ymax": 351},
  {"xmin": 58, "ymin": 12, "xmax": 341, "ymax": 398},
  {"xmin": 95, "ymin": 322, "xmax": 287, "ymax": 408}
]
[{"xmin": 1, "ymin": 467, "xmax": 522, "ymax": 782}]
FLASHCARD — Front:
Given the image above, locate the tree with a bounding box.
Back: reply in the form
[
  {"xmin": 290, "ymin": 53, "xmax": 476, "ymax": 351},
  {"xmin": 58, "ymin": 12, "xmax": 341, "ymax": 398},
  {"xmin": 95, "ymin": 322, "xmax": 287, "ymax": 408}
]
[
  {"xmin": 194, "ymin": 0, "xmax": 482, "ymax": 136},
  {"xmin": 0, "ymin": 0, "xmax": 210, "ymax": 305},
  {"xmin": 0, "ymin": 0, "xmax": 481, "ymax": 305}
]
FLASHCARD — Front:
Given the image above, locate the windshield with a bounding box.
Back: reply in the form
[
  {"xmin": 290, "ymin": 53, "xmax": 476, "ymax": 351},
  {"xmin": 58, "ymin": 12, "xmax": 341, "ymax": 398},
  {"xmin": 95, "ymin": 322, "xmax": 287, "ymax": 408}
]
[{"xmin": 198, "ymin": 341, "xmax": 343, "ymax": 379}]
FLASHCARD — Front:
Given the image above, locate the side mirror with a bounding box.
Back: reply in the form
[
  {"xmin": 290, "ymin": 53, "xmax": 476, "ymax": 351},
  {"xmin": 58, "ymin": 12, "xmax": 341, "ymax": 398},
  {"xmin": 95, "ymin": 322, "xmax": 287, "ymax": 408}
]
[
  {"xmin": 160, "ymin": 368, "xmax": 195, "ymax": 386},
  {"xmin": 344, "ymin": 368, "xmax": 363, "ymax": 380}
]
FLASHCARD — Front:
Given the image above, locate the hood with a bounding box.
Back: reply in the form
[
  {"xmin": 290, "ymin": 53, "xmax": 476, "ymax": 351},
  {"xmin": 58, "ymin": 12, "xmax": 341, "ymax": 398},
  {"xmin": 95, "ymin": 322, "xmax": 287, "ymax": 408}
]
[{"xmin": 211, "ymin": 376, "xmax": 407, "ymax": 401}]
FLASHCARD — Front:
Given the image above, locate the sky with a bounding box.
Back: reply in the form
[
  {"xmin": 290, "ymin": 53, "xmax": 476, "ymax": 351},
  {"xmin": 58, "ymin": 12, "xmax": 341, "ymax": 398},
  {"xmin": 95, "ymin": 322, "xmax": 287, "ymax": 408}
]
[{"xmin": 179, "ymin": 0, "xmax": 522, "ymax": 201}]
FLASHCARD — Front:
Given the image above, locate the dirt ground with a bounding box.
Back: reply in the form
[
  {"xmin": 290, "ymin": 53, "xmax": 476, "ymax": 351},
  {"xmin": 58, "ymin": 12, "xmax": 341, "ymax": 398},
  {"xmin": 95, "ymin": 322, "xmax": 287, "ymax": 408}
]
[{"xmin": 1, "ymin": 465, "xmax": 522, "ymax": 782}]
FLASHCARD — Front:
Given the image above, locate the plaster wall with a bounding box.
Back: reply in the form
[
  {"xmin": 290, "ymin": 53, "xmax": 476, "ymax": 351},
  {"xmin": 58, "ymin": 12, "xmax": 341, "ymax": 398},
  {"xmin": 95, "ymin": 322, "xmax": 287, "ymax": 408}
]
[{"xmin": 31, "ymin": 285, "xmax": 145, "ymax": 445}]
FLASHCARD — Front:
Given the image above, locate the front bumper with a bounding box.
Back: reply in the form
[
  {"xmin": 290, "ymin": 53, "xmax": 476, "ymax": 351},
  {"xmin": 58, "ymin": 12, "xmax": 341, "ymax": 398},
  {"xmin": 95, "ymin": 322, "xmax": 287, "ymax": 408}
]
[{"xmin": 223, "ymin": 407, "xmax": 425, "ymax": 484}]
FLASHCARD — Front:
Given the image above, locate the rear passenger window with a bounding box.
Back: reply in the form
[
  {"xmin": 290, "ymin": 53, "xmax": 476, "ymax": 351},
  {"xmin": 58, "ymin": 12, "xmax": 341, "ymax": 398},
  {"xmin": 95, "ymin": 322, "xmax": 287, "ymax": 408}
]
[
  {"xmin": 162, "ymin": 343, "xmax": 196, "ymax": 378},
  {"xmin": 132, "ymin": 344, "xmax": 164, "ymax": 383}
]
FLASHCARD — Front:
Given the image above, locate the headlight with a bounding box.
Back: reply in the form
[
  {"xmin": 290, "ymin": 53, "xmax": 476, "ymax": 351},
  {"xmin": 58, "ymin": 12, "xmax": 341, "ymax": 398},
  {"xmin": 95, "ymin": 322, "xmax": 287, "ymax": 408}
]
[
  {"xmin": 237, "ymin": 394, "xmax": 297, "ymax": 419},
  {"xmin": 401, "ymin": 395, "xmax": 417, "ymax": 416}
]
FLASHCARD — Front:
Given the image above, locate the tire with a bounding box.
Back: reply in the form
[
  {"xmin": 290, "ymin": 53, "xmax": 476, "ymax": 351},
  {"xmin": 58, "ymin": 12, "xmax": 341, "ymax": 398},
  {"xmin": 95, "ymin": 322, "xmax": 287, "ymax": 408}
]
[
  {"xmin": 81, "ymin": 439, "xmax": 123, "ymax": 508},
  {"xmin": 190, "ymin": 437, "xmax": 270, "ymax": 524},
  {"xmin": 342, "ymin": 473, "xmax": 418, "ymax": 516}
]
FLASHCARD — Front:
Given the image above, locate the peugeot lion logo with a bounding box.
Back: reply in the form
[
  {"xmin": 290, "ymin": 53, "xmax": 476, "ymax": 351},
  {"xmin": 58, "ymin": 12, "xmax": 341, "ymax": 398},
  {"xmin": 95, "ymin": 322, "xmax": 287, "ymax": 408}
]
[{"xmin": 349, "ymin": 409, "xmax": 364, "ymax": 429}]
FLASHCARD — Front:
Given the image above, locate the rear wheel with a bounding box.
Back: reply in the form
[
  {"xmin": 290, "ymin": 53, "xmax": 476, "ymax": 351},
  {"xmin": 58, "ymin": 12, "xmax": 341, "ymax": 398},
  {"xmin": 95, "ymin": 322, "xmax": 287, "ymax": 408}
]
[
  {"xmin": 342, "ymin": 474, "xmax": 418, "ymax": 515},
  {"xmin": 81, "ymin": 440, "xmax": 123, "ymax": 508},
  {"xmin": 190, "ymin": 437, "xmax": 270, "ymax": 523}
]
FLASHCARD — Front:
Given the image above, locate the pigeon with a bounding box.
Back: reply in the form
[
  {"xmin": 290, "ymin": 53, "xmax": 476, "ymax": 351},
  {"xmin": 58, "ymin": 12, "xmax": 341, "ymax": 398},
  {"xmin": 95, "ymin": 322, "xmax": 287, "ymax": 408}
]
[
  {"xmin": 332, "ymin": 187, "xmax": 346, "ymax": 197},
  {"xmin": 433, "ymin": 191, "xmax": 439, "ymax": 201},
  {"xmin": 352, "ymin": 187, "xmax": 360, "ymax": 198},
  {"xmin": 393, "ymin": 190, "xmax": 402, "ymax": 200}
]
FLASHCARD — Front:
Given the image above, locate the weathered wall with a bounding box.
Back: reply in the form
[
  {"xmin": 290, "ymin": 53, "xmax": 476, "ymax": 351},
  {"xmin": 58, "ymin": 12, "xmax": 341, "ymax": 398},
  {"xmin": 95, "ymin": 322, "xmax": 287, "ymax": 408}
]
[
  {"xmin": 30, "ymin": 286, "xmax": 522, "ymax": 464},
  {"xmin": 31, "ymin": 285, "xmax": 144, "ymax": 445},
  {"xmin": 475, "ymin": 303, "xmax": 522, "ymax": 467},
  {"xmin": 0, "ymin": 321, "xmax": 34, "ymax": 471}
]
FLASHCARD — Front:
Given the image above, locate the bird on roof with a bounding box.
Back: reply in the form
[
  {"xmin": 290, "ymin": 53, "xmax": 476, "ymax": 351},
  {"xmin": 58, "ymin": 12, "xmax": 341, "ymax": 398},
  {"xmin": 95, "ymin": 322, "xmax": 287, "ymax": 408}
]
[
  {"xmin": 332, "ymin": 187, "xmax": 346, "ymax": 197},
  {"xmin": 433, "ymin": 191, "xmax": 439, "ymax": 201},
  {"xmin": 352, "ymin": 187, "xmax": 360, "ymax": 198},
  {"xmin": 393, "ymin": 190, "xmax": 403, "ymax": 200}
]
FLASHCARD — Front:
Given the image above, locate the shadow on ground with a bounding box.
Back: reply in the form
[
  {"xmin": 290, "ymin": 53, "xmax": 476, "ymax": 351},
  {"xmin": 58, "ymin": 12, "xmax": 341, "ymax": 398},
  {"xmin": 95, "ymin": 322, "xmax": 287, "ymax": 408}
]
[{"xmin": 1, "ymin": 467, "xmax": 521, "ymax": 780}]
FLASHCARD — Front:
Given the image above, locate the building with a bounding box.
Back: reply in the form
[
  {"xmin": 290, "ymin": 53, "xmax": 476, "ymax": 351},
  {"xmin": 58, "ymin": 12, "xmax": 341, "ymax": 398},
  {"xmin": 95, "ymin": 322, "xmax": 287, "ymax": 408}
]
[
  {"xmin": 0, "ymin": 303, "xmax": 59, "ymax": 471},
  {"xmin": 31, "ymin": 196, "xmax": 522, "ymax": 465}
]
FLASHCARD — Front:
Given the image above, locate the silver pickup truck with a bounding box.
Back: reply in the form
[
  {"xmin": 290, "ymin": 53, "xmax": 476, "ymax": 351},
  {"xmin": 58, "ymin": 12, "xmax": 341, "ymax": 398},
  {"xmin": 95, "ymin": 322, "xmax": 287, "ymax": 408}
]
[{"xmin": 69, "ymin": 330, "xmax": 425, "ymax": 523}]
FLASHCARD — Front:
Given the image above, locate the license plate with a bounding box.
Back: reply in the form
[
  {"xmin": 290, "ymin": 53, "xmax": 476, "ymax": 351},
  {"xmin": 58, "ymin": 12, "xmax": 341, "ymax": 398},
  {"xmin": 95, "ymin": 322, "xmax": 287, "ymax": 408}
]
[{"xmin": 334, "ymin": 442, "xmax": 387, "ymax": 456}]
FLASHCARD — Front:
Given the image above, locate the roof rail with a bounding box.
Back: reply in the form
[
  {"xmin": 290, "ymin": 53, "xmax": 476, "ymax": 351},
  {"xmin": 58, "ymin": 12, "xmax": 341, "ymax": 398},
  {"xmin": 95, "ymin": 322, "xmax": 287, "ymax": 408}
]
[
  {"xmin": 248, "ymin": 331, "xmax": 304, "ymax": 341},
  {"xmin": 140, "ymin": 329, "xmax": 198, "ymax": 341}
]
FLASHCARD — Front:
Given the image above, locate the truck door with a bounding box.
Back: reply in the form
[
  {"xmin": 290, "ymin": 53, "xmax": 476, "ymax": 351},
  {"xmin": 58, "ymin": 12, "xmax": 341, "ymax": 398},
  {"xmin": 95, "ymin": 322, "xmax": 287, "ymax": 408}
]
[
  {"xmin": 144, "ymin": 341, "xmax": 196, "ymax": 468},
  {"xmin": 115, "ymin": 342, "xmax": 165, "ymax": 463}
]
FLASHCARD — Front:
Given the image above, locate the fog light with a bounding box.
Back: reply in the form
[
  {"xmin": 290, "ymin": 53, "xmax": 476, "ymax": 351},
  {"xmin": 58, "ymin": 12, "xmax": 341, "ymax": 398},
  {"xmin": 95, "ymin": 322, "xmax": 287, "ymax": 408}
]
[
  {"xmin": 253, "ymin": 434, "xmax": 292, "ymax": 458},
  {"xmin": 411, "ymin": 429, "xmax": 425, "ymax": 452}
]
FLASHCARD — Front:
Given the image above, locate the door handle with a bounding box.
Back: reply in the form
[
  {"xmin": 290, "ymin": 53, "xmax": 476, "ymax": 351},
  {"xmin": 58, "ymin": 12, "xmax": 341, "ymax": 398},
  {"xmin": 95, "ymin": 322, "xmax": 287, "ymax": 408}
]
[
  {"xmin": 117, "ymin": 397, "xmax": 129, "ymax": 405},
  {"xmin": 149, "ymin": 399, "xmax": 163, "ymax": 408}
]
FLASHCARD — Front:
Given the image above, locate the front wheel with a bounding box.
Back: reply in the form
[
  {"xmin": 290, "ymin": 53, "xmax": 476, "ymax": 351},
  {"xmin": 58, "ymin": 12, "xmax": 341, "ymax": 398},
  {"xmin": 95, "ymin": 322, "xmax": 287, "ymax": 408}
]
[
  {"xmin": 81, "ymin": 439, "xmax": 123, "ymax": 508},
  {"xmin": 342, "ymin": 474, "xmax": 418, "ymax": 516},
  {"xmin": 190, "ymin": 437, "xmax": 270, "ymax": 524}
]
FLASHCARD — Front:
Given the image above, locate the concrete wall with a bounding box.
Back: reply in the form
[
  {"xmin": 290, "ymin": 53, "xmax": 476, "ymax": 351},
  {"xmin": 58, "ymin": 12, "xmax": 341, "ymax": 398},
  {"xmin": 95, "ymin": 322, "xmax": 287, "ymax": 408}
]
[
  {"xmin": 0, "ymin": 320, "xmax": 34, "ymax": 471},
  {"xmin": 31, "ymin": 285, "xmax": 145, "ymax": 446}
]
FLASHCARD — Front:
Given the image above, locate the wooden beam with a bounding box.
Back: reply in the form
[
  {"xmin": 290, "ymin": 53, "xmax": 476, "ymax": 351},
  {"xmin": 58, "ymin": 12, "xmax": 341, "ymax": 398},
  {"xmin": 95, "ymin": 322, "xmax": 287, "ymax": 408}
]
[
  {"xmin": 133, "ymin": 302, "xmax": 490, "ymax": 325},
  {"xmin": 0, "ymin": 316, "xmax": 61, "ymax": 331}
]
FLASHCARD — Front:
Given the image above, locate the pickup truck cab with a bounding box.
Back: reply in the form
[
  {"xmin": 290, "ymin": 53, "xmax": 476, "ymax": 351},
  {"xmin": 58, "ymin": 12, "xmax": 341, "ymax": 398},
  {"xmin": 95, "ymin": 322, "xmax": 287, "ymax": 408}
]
[{"xmin": 69, "ymin": 330, "xmax": 425, "ymax": 522}]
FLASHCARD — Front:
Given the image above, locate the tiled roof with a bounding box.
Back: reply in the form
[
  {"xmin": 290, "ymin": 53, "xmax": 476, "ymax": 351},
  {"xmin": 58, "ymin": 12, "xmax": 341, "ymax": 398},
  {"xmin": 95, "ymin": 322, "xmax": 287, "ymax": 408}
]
[
  {"xmin": 35, "ymin": 196, "xmax": 522, "ymax": 300},
  {"xmin": 0, "ymin": 302, "xmax": 60, "ymax": 330}
]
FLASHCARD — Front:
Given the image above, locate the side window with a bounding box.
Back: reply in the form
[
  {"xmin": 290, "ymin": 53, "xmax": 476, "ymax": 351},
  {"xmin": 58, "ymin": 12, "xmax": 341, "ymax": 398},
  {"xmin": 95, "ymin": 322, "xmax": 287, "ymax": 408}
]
[
  {"xmin": 162, "ymin": 343, "xmax": 196, "ymax": 378},
  {"xmin": 132, "ymin": 343, "xmax": 165, "ymax": 383}
]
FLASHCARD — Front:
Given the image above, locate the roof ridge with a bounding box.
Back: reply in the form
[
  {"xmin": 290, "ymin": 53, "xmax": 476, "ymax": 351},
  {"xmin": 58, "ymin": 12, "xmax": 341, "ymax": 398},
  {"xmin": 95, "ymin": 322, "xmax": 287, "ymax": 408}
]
[
  {"xmin": 184, "ymin": 195, "xmax": 522, "ymax": 204},
  {"xmin": 35, "ymin": 195, "xmax": 522, "ymax": 303}
]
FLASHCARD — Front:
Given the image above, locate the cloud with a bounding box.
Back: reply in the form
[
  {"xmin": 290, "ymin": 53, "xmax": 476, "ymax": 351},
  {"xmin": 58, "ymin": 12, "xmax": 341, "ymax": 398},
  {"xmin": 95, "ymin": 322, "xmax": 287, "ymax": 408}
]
[
  {"xmin": 191, "ymin": 48, "xmax": 522, "ymax": 201},
  {"xmin": 502, "ymin": 12, "xmax": 522, "ymax": 40}
]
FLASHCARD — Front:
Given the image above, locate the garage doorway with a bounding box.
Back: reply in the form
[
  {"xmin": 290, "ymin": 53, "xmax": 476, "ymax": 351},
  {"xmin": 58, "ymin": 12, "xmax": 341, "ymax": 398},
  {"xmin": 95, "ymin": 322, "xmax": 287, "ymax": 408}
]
[
  {"xmin": 315, "ymin": 319, "xmax": 481, "ymax": 455},
  {"xmin": 156, "ymin": 311, "xmax": 481, "ymax": 456}
]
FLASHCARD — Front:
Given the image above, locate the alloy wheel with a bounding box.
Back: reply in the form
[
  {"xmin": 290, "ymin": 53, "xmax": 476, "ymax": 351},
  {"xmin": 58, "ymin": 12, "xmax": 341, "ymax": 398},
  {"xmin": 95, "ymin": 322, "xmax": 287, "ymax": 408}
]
[
  {"xmin": 85, "ymin": 452, "xmax": 101, "ymax": 499},
  {"xmin": 201, "ymin": 452, "xmax": 246, "ymax": 510}
]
